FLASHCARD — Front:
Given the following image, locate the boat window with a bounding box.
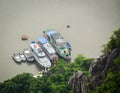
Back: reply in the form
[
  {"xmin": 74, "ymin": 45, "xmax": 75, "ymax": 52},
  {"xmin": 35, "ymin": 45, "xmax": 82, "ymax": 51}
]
[
  {"xmin": 47, "ymin": 35, "xmax": 50, "ymax": 41},
  {"xmin": 39, "ymin": 56, "xmax": 45, "ymax": 58},
  {"xmin": 51, "ymin": 35, "xmax": 54, "ymax": 41}
]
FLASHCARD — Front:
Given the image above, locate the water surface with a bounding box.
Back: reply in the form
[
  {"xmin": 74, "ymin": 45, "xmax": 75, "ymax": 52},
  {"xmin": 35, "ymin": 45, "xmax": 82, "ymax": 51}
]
[{"xmin": 0, "ymin": 0, "xmax": 120, "ymax": 82}]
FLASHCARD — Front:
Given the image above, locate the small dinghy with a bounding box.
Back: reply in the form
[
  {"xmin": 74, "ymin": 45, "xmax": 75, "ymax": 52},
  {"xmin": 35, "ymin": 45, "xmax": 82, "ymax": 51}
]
[
  {"xmin": 21, "ymin": 35, "xmax": 28, "ymax": 40},
  {"xmin": 19, "ymin": 53, "xmax": 26, "ymax": 62},
  {"xmin": 12, "ymin": 53, "xmax": 22, "ymax": 63},
  {"xmin": 23, "ymin": 48, "xmax": 35, "ymax": 62}
]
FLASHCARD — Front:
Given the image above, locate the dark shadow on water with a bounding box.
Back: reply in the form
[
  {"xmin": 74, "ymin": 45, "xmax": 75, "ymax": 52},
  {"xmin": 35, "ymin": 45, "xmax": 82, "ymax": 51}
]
[
  {"xmin": 66, "ymin": 25, "xmax": 70, "ymax": 28},
  {"xmin": 14, "ymin": 62, "xmax": 22, "ymax": 65},
  {"xmin": 26, "ymin": 61, "xmax": 36, "ymax": 65},
  {"xmin": 25, "ymin": 61, "xmax": 43, "ymax": 71},
  {"xmin": 34, "ymin": 62, "xmax": 42, "ymax": 71}
]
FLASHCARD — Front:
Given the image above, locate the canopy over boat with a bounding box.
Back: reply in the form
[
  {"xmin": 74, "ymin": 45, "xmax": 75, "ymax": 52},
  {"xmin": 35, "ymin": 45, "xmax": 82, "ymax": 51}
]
[
  {"xmin": 38, "ymin": 37, "xmax": 48, "ymax": 44},
  {"xmin": 38, "ymin": 37, "xmax": 56, "ymax": 54},
  {"xmin": 43, "ymin": 43, "xmax": 56, "ymax": 54},
  {"xmin": 46, "ymin": 29, "xmax": 56, "ymax": 37}
]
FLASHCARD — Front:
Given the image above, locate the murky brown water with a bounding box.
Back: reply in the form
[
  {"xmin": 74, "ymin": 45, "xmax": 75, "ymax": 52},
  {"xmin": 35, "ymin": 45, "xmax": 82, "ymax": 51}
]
[{"xmin": 0, "ymin": 0, "xmax": 120, "ymax": 82}]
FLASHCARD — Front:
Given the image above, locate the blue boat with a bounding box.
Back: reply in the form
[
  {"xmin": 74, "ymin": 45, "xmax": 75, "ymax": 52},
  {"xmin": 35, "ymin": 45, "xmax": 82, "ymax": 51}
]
[
  {"xmin": 43, "ymin": 29, "xmax": 71, "ymax": 62},
  {"xmin": 38, "ymin": 37, "xmax": 58, "ymax": 64}
]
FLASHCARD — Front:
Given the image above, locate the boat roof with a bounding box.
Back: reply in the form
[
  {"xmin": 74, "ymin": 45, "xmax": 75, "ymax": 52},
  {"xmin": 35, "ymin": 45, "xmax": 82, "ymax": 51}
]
[
  {"xmin": 43, "ymin": 43, "xmax": 56, "ymax": 54},
  {"xmin": 38, "ymin": 57, "xmax": 51, "ymax": 68},
  {"xmin": 56, "ymin": 38, "xmax": 66, "ymax": 47},
  {"xmin": 46, "ymin": 29, "xmax": 56, "ymax": 37},
  {"xmin": 24, "ymin": 50, "xmax": 30, "ymax": 54},
  {"xmin": 30, "ymin": 42, "xmax": 45, "ymax": 56},
  {"xmin": 30, "ymin": 43, "xmax": 40, "ymax": 49},
  {"xmin": 38, "ymin": 37, "xmax": 48, "ymax": 44},
  {"xmin": 51, "ymin": 32, "xmax": 63, "ymax": 40},
  {"xmin": 24, "ymin": 49, "xmax": 32, "ymax": 57},
  {"xmin": 38, "ymin": 37, "xmax": 56, "ymax": 54}
]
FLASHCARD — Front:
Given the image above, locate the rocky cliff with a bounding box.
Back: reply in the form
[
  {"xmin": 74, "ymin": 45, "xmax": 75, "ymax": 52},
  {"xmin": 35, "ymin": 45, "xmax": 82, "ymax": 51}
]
[
  {"xmin": 69, "ymin": 48, "xmax": 120, "ymax": 93},
  {"xmin": 69, "ymin": 70, "xmax": 90, "ymax": 93}
]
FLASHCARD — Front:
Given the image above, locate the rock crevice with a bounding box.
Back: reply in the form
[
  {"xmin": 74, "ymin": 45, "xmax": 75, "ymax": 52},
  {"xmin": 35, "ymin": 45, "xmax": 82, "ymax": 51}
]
[{"xmin": 69, "ymin": 48, "xmax": 120, "ymax": 93}]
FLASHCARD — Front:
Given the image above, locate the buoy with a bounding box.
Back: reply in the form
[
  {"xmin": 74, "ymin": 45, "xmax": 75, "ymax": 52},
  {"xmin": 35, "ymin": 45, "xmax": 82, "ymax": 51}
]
[
  {"xmin": 66, "ymin": 25, "xmax": 70, "ymax": 28},
  {"xmin": 21, "ymin": 35, "xmax": 28, "ymax": 40}
]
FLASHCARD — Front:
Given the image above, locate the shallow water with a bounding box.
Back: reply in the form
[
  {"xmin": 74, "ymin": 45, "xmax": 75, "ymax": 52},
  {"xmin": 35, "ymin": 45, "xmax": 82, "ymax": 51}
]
[{"xmin": 0, "ymin": 0, "xmax": 120, "ymax": 82}]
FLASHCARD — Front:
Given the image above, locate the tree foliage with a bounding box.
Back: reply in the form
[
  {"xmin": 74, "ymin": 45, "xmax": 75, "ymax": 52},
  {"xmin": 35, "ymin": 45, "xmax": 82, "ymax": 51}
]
[
  {"xmin": 89, "ymin": 57, "xmax": 120, "ymax": 93},
  {"xmin": 102, "ymin": 28, "xmax": 120, "ymax": 53},
  {"xmin": 0, "ymin": 55, "xmax": 92, "ymax": 93},
  {"xmin": 1, "ymin": 29, "xmax": 120, "ymax": 93},
  {"xmin": 89, "ymin": 29, "xmax": 120, "ymax": 93}
]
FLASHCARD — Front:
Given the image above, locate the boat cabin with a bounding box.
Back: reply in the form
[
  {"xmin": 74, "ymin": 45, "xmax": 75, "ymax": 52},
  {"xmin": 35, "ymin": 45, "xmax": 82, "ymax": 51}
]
[{"xmin": 38, "ymin": 37, "xmax": 58, "ymax": 63}]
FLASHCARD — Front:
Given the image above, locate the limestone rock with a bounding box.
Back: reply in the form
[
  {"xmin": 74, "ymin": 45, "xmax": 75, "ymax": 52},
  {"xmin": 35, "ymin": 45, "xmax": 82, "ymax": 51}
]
[
  {"xmin": 69, "ymin": 48, "xmax": 120, "ymax": 93},
  {"xmin": 69, "ymin": 70, "xmax": 90, "ymax": 93},
  {"xmin": 90, "ymin": 48, "xmax": 120, "ymax": 86}
]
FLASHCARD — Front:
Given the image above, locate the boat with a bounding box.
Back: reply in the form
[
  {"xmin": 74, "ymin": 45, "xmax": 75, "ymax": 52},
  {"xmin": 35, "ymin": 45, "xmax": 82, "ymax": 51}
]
[
  {"xmin": 23, "ymin": 48, "xmax": 35, "ymax": 62},
  {"xmin": 12, "ymin": 53, "xmax": 22, "ymax": 63},
  {"xmin": 43, "ymin": 29, "xmax": 71, "ymax": 62},
  {"xmin": 19, "ymin": 52, "xmax": 26, "ymax": 62},
  {"xmin": 30, "ymin": 41, "xmax": 51, "ymax": 70},
  {"xmin": 38, "ymin": 37, "xmax": 58, "ymax": 64},
  {"xmin": 21, "ymin": 35, "xmax": 28, "ymax": 40}
]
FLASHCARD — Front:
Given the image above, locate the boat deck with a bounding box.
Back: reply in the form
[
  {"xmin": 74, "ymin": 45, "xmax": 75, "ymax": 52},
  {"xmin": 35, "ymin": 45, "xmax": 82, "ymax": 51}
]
[{"xmin": 30, "ymin": 50, "xmax": 51, "ymax": 70}]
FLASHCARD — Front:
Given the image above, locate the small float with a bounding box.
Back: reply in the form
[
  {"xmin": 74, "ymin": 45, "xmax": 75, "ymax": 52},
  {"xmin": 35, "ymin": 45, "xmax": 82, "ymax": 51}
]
[
  {"xmin": 21, "ymin": 35, "xmax": 28, "ymax": 40},
  {"xmin": 66, "ymin": 25, "xmax": 70, "ymax": 28}
]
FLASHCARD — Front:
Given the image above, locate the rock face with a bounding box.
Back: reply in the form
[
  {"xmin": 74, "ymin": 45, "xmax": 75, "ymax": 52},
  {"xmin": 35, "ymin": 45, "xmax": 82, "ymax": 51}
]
[
  {"xmin": 90, "ymin": 48, "xmax": 120, "ymax": 86},
  {"xmin": 69, "ymin": 48, "xmax": 120, "ymax": 93},
  {"xmin": 69, "ymin": 70, "xmax": 90, "ymax": 93}
]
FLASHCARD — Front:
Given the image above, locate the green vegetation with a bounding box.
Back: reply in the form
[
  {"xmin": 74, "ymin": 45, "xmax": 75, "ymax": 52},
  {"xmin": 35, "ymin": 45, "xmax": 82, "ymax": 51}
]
[
  {"xmin": 1, "ymin": 29, "xmax": 120, "ymax": 93},
  {"xmin": 89, "ymin": 57, "xmax": 120, "ymax": 93},
  {"xmin": 102, "ymin": 28, "xmax": 120, "ymax": 53},
  {"xmin": 0, "ymin": 54, "xmax": 92, "ymax": 93},
  {"xmin": 89, "ymin": 29, "xmax": 120, "ymax": 93}
]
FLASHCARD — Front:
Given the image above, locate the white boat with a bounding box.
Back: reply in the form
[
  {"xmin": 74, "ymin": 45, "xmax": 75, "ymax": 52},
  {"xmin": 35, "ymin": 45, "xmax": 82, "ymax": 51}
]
[
  {"xmin": 30, "ymin": 42, "xmax": 51, "ymax": 69},
  {"xmin": 23, "ymin": 48, "xmax": 35, "ymax": 62},
  {"xmin": 12, "ymin": 53, "xmax": 22, "ymax": 63},
  {"xmin": 38, "ymin": 37, "xmax": 58, "ymax": 64},
  {"xmin": 19, "ymin": 53, "xmax": 26, "ymax": 62}
]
